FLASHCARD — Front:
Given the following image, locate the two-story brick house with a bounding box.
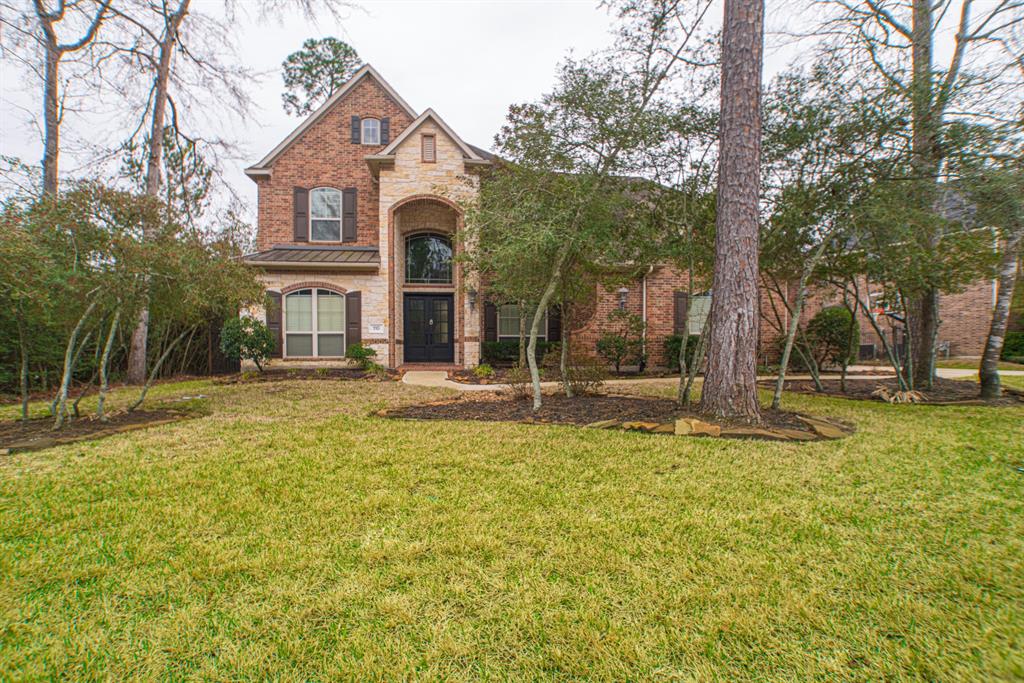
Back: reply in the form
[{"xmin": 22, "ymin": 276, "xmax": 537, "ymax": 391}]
[
  {"xmin": 243, "ymin": 64, "xmax": 495, "ymax": 367},
  {"xmin": 242, "ymin": 64, "xmax": 997, "ymax": 370}
]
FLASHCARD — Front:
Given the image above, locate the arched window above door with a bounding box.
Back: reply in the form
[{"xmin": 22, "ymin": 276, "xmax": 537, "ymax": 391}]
[{"xmin": 405, "ymin": 233, "xmax": 452, "ymax": 284}]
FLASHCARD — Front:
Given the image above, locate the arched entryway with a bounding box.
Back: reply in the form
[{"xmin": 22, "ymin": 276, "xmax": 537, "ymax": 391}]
[{"xmin": 389, "ymin": 196, "xmax": 466, "ymax": 366}]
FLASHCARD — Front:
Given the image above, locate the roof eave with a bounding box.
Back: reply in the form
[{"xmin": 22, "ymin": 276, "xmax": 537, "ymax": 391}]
[{"xmin": 242, "ymin": 259, "xmax": 380, "ymax": 272}]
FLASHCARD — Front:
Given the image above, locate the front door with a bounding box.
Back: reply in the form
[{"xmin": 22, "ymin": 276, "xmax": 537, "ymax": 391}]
[{"xmin": 404, "ymin": 294, "xmax": 454, "ymax": 363}]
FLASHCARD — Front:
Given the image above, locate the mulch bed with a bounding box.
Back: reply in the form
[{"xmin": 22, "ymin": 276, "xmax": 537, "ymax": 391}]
[
  {"xmin": 762, "ymin": 377, "xmax": 1024, "ymax": 406},
  {"xmin": 381, "ymin": 392, "xmax": 852, "ymax": 442},
  {"xmin": 0, "ymin": 409, "xmax": 195, "ymax": 454},
  {"xmin": 215, "ymin": 367, "xmax": 398, "ymax": 385}
]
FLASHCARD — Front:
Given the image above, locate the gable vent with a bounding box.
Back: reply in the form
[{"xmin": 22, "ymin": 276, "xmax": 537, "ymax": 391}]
[{"xmin": 421, "ymin": 134, "xmax": 436, "ymax": 163}]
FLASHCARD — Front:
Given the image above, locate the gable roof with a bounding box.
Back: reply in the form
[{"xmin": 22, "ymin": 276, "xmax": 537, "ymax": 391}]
[
  {"xmin": 374, "ymin": 108, "xmax": 489, "ymax": 164},
  {"xmin": 245, "ymin": 64, "xmax": 417, "ymax": 177}
]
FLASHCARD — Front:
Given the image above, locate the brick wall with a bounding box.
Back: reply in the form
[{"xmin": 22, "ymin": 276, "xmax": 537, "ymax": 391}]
[{"xmin": 255, "ymin": 76, "xmax": 415, "ymax": 251}]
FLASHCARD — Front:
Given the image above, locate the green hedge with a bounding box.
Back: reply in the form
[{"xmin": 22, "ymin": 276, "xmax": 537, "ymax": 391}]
[
  {"xmin": 482, "ymin": 340, "xmax": 552, "ymax": 365},
  {"xmin": 663, "ymin": 335, "xmax": 701, "ymax": 372},
  {"xmin": 1002, "ymin": 331, "xmax": 1024, "ymax": 360}
]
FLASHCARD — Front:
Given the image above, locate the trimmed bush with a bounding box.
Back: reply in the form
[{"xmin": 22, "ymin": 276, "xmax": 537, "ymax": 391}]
[
  {"xmin": 219, "ymin": 317, "xmax": 275, "ymax": 372},
  {"xmin": 345, "ymin": 343, "xmax": 378, "ymax": 369},
  {"xmin": 473, "ymin": 363, "xmax": 495, "ymax": 379},
  {"xmin": 805, "ymin": 306, "xmax": 859, "ymax": 369}
]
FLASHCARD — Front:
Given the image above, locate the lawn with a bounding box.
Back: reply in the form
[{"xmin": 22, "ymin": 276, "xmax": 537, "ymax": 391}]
[{"xmin": 1, "ymin": 377, "xmax": 1022, "ymax": 680}]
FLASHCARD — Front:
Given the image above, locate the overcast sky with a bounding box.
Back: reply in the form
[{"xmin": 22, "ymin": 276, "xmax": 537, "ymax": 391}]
[{"xmin": 0, "ymin": 0, "xmax": 962, "ymax": 221}]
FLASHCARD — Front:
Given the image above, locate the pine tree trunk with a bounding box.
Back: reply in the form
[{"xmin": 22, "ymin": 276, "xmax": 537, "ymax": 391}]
[
  {"xmin": 126, "ymin": 0, "xmax": 191, "ymax": 384},
  {"xmin": 980, "ymin": 232, "xmax": 1022, "ymax": 399},
  {"xmin": 700, "ymin": 0, "xmax": 764, "ymax": 423},
  {"xmin": 41, "ymin": 41, "xmax": 60, "ymax": 196},
  {"xmin": 907, "ymin": 0, "xmax": 942, "ymax": 390}
]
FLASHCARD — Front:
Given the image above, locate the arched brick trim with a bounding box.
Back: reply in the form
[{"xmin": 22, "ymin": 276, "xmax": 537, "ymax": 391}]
[
  {"xmin": 388, "ymin": 193, "xmax": 463, "ymax": 216},
  {"xmin": 281, "ymin": 281, "xmax": 348, "ymax": 295}
]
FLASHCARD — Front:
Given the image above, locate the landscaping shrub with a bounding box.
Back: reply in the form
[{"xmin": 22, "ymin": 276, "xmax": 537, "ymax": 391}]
[
  {"xmin": 473, "ymin": 363, "xmax": 495, "ymax": 379},
  {"xmin": 595, "ymin": 310, "xmax": 645, "ymax": 373},
  {"xmin": 663, "ymin": 334, "xmax": 701, "ymax": 372},
  {"xmin": 219, "ymin": 317, "xmax": 275, "ymax": 372},
  {"xmin": 564, "ymin": 356, "xmax": 608, "ymax": 395},
  {"xmin": 364, "ymin": 361, "xmax": 389, "ymax": 379},
  {"xmin": 481, "ymin": 339, "xmax": 550, "ymax": 365},
  {"xmin": 1002, "ymin": 331, "xmax": 1024, "ymax": 361},
  {"xmin": 345, "ymin": 343, "xmax": 377, "ymax": 369},
  {"xmin": 540, "ymin": 344, "xmax": 563, "ymax": 380},
  {"xmin": 805, "ymin": 306, "xmax": 859, "ymax": 369},
  {"xmin": 506, "ymin": 365, "xmax": 532, "ymax": 400}
]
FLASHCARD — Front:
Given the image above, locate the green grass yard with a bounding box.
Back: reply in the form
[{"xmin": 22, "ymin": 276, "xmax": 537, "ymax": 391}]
[{"xmin": 1, "ymin": 378, "xmax": 1022, "ymax": 680}]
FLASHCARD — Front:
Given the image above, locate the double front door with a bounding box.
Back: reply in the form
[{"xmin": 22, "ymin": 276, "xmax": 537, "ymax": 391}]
[{"xmin": 403, "ymin": 294, "xmax": 454, "ymax": 363}]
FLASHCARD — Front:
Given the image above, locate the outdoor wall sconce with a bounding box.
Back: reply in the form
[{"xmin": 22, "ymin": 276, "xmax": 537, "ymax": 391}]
[
  {"xmin": 467, "ymin": 287, "xmax": 478, "ymax": 310},
  {"xmin": 617, "ymin": 287, "xmax": 629, "ymax": 310}
]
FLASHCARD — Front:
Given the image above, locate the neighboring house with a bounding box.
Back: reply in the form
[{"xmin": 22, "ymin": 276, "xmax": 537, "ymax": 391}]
[{"xmin": 243, "ymin": 65, "xmax": 995, "ymax": 369}]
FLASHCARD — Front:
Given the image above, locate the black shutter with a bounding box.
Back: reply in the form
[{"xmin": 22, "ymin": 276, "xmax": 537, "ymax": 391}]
[
  {"xmin": 484, "ymin": 302, "xmax": 498, "ymax": 342},
  {"xmin": 350, "ymin": 115, "xmax": 361, "ymax": 143},
  {"xmin": 346, "ymin": 291, "xmax": 361, "ymax": 349},
  {"xmin": 673, "ymin": 292, "xmax": 689, "ymax": 335},
  {"xmin": 547, "ymin": 305, "xmax": 562, "ymax": 342},
  {"xmin": 266, "ymin": 291, "xmax": 282, "ymax": 358},
  {"xmin": 293, "ymin": 188, "xmax": 308, "ymax": 242},
  {"xmin": 342, "ymin": 188, "xmax": 357, "ymax": 241},
  {"xmin": 380, "ymin": 117, "xmax": 390, "ymax": 145}
]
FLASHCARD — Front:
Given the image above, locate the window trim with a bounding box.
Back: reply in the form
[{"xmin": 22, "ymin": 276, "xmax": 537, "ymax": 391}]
[
  {"xmin": 404, "ymin": 232, "xmax": 453, "ymax": 285},
  {"xmin": 283, "ymin": 288, "xmax": 346, "ymax": 358},
  {"xmin": 361, "ymin": 117, "xmax": 381, "ymax": 145},
  {"xmin": 497, "ymin": 303, "xmax": 547, "ymax": 341},
  {"xmin": 421, "ymin": 134, "xmax": 436, "ymax": 163},
  {"xmin": 309, "ymin": 187, "xmax": 343, "ymax": 243}
]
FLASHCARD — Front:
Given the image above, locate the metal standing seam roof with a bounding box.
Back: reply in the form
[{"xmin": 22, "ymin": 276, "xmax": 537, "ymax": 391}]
[{"xmin": 243, "ymin": 246, "xmax": 380, "ymax": 266}]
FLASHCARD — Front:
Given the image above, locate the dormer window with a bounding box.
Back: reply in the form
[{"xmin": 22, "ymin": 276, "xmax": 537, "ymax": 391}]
[
  {"xmin": 310, "ymin": 187, "xmax": 342, "ymax": 241},
  {"xmin": 361, "ymin": 118, "xmax": 381, "ymax": 145}
]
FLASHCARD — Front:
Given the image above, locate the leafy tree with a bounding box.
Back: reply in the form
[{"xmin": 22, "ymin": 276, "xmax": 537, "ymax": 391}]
[
  {"xmin": 463, "ymin": 0, "xmax": 714, "ymax": 411},
  {"xmin": 281, "ymin": 37, "xmax": 362, "ymax": 116},
  {"xmin": 809, "ymin": 0, "xmax": 1024, "ymax": 389},
  {"xmin": 219, "ymin": 317, "xmax": 274, "ymax": 372}
]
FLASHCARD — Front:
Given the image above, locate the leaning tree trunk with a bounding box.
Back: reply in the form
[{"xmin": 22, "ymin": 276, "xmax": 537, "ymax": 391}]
[
  {"xmin": 559, "ymin": 297, "xmax": 573, "ymax": 398},
  {"xmin": 700, "ymin": 0, "xmax": 764, "ymax": 423},
  {"xmin": 126, "ymin": 0, "xmax": 191, "ymax": 385},
  {"xmin": 97, "ymin": 310, "xmax": 120, "ymax": 421},
  {"xmin": 53, "ymin": 301, "xmax": 96, "ymax": 430},
  {"xmin": 980, "ymin": 231, "xmax": 1022, "ymax": 399},
  {"xmin": 527, "ymin": 250, "xmax": 568, "ymax": 411},
  {"xmin": 682, "ymin": 312, "xmax": 711, "ymax": 406},
  {"xmin": 772, "ymin": 247, "xmax": 825, "ymax": 410},
  {"xmin": 17, "ymin": 316, "xmax": 29, "ymax": 422},
  {"xmin": 128, "ymin": 326, "xmax": 193, "ymax": 413}
]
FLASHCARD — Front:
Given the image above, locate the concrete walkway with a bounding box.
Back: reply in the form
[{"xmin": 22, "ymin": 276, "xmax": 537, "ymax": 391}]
[{"xmin": 401, "ymin": 365, "xmax": 1024, "ymax": 393}]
